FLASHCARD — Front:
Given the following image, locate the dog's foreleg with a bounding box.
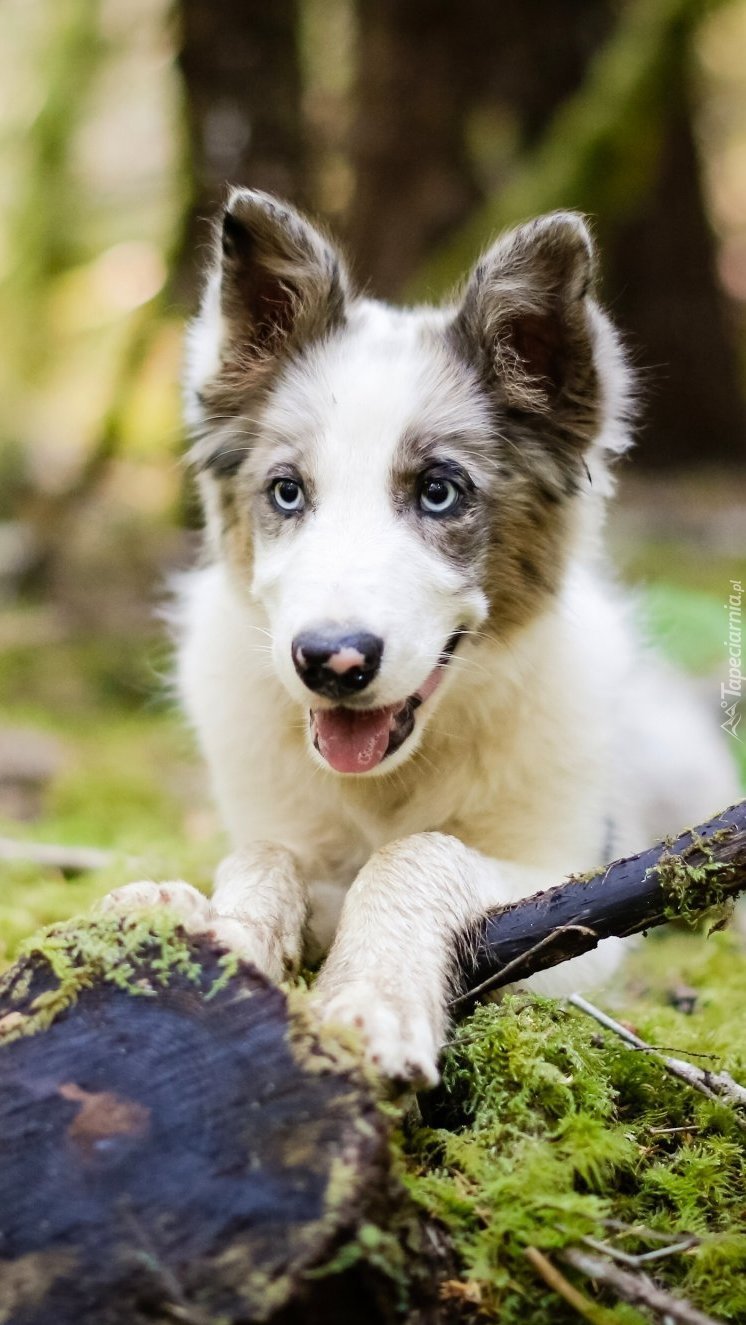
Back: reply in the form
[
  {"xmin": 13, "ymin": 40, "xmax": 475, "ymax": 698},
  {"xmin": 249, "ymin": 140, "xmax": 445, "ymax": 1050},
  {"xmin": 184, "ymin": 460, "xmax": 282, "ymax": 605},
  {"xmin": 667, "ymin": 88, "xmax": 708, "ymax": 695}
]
[
  {"xmin": 312, "ymin": 832, "xmax": 618, "ymax": 1086},
  {"xmin": 209, "ymin": 844, "xmax": 309, "ymax": 979},
  {"xmin": 312, "ymin": 833, "xmax": 525, "ymax": 1085},
  {"xmin": 100, "ymin": 843, "xmax": 308, "ymax": 984}
]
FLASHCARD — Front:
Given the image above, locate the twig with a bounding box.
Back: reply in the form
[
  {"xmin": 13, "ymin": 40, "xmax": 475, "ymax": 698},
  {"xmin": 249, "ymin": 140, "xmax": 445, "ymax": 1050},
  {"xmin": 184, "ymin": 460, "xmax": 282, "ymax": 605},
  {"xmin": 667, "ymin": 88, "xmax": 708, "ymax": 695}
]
[
  {"xmin": 450, "ymin": 922, "xmax": 596, "ymax": 1007},
  {"xmin": 630, "ymin": 1048, "xmax": 720, "ymax": 1061},
  {"xmin": 601, "ymin": 1220, "xmax": 694, "ymax": 1244},
  {"xmin": 648, "ymin": 1126, "xmax": 701, "ymax": 1136},
  {"xmin": 581, "ymin": 1235, "xmax": 699, "ymax": 1268},
  {"xmin": 0, "ymin": 836, "xmax": 114, "ymax": 874},
  {"xmin": 602, "ymin": 1220, "xmax": 697, "ymax": 1245},
  {"xmin": 524, "ymin": 1246, "xmax": 610, "ymax": 1324},
  {"xmin": 568, "ymin": 994, "xmax": 746, "ymax": 1127},
  {"xmin": 562, "ymin": 1247, "xmax": 722, "ymax": 1325}
]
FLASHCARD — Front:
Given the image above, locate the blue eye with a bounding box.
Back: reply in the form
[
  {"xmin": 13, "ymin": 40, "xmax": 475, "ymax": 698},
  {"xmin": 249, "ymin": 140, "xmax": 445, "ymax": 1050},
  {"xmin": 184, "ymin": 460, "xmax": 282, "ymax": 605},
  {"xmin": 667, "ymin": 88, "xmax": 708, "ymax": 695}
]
[
  {"xmin": 271, "ymin": 477, "xmax": 305, "ymax": 514},
  {"xmin": 419, "ymin": 475, "xmax": 461, "ymax": 515}
]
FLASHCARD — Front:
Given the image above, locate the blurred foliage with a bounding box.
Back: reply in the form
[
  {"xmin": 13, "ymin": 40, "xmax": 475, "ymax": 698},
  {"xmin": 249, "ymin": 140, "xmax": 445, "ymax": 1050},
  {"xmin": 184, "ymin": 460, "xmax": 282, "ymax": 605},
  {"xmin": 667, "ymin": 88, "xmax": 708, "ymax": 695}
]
[
  {"xmin": 0, "ymin": 0, "xmax": 745, "ymax": 543},
  {"xmin": 0, "ymin": 0, "xmax": 186, "ymax": 530},
  {"xmin": 408, "ymin": 0, "xmax": 699, "ymax": 295},
  {"xmin": 0, "ymin": 0, "xmax": 741, "ymax": 880},
  {"xmin": 0, "ymin": 0, "xmax": 742, "ymax": 904},
  {"xmin": 409, "ymin": 0, "xmax": 713, "ymax": 295}
]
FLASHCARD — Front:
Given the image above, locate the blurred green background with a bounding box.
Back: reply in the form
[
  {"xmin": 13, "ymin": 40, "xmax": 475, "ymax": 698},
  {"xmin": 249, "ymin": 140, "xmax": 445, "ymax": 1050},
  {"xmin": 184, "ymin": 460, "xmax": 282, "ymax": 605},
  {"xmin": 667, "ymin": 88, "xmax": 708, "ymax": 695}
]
[{"xmin": 0, "ymin": 0, "xmax": 744, "ymax": 956}]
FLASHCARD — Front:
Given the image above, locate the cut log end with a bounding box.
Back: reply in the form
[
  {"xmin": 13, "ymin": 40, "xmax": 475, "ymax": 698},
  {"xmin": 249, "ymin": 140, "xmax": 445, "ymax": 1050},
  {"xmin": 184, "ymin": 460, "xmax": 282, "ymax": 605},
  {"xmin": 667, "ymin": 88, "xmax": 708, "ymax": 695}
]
[{"xmin": 0, "ymin": 919, "xmax": 407, "ymax": 1325}]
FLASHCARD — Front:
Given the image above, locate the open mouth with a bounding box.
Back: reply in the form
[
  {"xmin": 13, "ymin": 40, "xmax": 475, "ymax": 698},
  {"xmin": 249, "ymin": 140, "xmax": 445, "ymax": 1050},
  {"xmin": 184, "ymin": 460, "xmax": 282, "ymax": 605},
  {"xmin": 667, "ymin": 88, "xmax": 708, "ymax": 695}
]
[{"xmin": 309, "ymin": 631, "xmax": 463, "ymax": 774}]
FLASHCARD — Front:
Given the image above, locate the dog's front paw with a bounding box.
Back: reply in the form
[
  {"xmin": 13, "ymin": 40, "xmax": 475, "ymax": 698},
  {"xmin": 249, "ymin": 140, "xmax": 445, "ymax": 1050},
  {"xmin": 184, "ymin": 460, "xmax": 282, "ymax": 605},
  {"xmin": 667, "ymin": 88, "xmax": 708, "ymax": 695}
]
[
  {"xmin": 313, "ymin": 981, "xmax": 441, "ymax": 1088},
  {"xmin": 99, "ymin": 880, "xmax": 213, "ymax": 929},
  {"xmin": 97, "ymin": 881, "xmax": 290, "ymax": 983}
]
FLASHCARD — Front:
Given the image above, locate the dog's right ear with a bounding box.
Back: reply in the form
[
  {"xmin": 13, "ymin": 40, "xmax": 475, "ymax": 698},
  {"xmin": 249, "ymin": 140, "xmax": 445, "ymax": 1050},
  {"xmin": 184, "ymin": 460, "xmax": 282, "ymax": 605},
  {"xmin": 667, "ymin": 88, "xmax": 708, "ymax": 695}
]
[
  {"xmin": 219, "ymin": 189, "xmax": 350, "ymax": 357},
  {"xmin": 185, "ymin": 190, "xmax": 350, "ymax": 442}
]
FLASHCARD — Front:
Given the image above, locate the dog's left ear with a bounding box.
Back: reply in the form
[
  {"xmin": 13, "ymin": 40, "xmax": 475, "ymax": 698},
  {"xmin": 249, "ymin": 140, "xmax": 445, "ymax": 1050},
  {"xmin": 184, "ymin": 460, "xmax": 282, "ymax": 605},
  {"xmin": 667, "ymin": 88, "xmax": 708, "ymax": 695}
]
[{"xmin": 453, "ymin": 212, "xmax": 600, "ymax": 447}]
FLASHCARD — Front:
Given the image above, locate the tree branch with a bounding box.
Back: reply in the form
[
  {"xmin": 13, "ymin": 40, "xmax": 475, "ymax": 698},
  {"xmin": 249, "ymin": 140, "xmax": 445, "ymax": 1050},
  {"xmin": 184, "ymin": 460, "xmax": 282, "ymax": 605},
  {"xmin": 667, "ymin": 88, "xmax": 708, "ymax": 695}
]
[
  {"xmin": 0, "ymin": 836, "xmax": 114, "ymax": 874},
  {"xmin": 455, "ymin": 799, "xmax": 746, "ymax": 1009},
  {"xmin": 562, "ymin": 1247, "xmax": 722, "ymax": 1325}
]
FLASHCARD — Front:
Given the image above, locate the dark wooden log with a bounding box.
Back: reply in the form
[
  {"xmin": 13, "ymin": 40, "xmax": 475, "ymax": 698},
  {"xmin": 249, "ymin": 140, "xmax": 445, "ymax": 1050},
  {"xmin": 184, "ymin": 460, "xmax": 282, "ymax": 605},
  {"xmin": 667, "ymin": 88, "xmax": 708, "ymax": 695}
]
[
  {"xmin": 0, "ymin": 931, "xmax": 427, "ymax": 1325},
  {"xmin": 457, "ymin": 799, "xmax": 746, "ymax": 1009}
]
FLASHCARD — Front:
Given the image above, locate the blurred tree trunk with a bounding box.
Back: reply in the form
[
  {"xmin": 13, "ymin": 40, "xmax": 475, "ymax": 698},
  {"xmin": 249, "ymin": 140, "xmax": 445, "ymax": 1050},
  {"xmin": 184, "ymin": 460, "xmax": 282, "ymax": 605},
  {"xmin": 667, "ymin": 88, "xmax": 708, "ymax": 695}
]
[
  {"xmin": 484, "ymin": 0, "xmax": 615, "ymax": 146},
  {"xmin": 176, "ymin": 0, "xmax": 309, "ymax": 301},
  {"xmin": 348, "ymin": 0, "xmax": 745, "ymax": 467},
  {"xmin": 609, "ymin": 88, "xmax": 746, "ymax": 468},
  {"xmin": 345, "ymin": 0, "xmax": 489, "ymax": 299},
  {"xmin": 345, "ymin": 0, "xmax": 612, "ymax": 299}
]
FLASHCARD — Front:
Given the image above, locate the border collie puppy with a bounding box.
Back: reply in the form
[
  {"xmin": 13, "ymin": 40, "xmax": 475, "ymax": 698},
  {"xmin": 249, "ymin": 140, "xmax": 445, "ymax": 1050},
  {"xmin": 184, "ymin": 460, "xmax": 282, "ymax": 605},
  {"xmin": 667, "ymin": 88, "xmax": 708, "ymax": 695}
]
[{"xmin": 104, "ymin": 191, "xmax": 738, "ymax": 1084}]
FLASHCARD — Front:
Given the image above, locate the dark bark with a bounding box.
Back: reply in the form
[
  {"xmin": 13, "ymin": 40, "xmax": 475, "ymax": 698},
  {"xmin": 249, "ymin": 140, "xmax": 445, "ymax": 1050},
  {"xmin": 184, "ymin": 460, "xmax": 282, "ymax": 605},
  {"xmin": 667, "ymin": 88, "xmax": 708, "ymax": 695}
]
[
  {"xmin": 345, "ymin": 0, "xmax": 492, "ymax": 298},
  {"xmin": 499, "ymin": 7, "xmax": 746, "ymax": 469},
  {"xmin": 458, "ymin": 798, "xmax": 746, "ymax": 1010},
  {"xmin": 345, "ymin": 0, "xmax": 613, "ymax": 298},
  {"xmin": 176, "ymin": 0, "xmax": 308, "ymax": 302},
  {"xmin": 0, "ymin": 940, "xmax": 412, "ymax": 1325}
]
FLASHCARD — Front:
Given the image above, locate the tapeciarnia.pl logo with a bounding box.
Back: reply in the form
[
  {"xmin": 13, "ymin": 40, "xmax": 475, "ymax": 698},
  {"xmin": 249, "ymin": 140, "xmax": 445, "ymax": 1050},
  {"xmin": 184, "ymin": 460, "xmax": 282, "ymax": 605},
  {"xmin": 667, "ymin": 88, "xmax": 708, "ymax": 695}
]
[{"xmin": 721, "ymin": 578, "xmax": 743, "ymax": 741}]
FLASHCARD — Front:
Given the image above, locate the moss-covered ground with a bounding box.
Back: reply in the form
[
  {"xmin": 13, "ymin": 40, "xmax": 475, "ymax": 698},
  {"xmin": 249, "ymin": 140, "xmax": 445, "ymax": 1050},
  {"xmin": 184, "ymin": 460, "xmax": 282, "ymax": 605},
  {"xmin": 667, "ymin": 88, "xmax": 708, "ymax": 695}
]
[
  {"xmin": 398, "ymin": 933, "xmax": 746, "ymax": 1322},
  {"xmin": 1, "ymin": 574, "xmax": 744, "ymax": 1322}
]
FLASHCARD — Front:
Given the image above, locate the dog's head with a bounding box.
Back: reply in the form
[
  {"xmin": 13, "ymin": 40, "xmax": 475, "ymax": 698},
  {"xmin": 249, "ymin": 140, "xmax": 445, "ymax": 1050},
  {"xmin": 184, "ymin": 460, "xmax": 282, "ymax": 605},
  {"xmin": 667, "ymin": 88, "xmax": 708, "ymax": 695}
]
[{"xmin": 185, "ymin": 190, "xmax": 632, "ymax": 775}]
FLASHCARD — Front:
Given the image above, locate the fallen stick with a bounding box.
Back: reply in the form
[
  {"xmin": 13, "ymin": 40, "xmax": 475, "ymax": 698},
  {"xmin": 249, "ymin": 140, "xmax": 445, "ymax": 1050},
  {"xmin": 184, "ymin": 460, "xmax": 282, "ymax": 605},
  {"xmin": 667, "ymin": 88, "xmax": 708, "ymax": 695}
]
[
  {"xmin": 456, "ymin": 799, "xmax": 746, "ymax": 1007},
  {"xmin": 580, "ymin": 1234, "xmax": 699, "ymax": 1269},
  {"xmin": 524, "ymin": 1246, "xmax": 607, "ymax": 1325},
  {"xmin": 562, "ymin": 1247, "xmax": 722, "ymax": 1325},
  {"xmin": 0, "ymin": 836, "xmax": 114, "ymax": 874},
  {"xmin": 569, "ymin": 994, "xmax": 746, "ymax": 1127}
]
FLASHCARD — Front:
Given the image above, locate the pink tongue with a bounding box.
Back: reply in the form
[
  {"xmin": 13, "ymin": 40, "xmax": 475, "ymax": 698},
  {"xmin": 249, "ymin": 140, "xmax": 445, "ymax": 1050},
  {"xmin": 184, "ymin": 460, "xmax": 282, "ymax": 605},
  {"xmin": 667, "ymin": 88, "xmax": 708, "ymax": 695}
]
[{"xmin": 313, "ymin": 706, "xmax": 396, "ymax": 774}]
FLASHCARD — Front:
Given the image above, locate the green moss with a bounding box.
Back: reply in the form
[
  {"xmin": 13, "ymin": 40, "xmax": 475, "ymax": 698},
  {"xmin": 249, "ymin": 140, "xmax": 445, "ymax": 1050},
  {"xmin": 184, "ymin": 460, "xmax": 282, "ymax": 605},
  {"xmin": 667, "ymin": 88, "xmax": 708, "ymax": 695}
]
[
  {"xmin": 0, "ymin": 910, "xmax": 238, "ymax": 1044},
  {"xmin": 0, "ymin": 680, "xmax": 222, "ymax": 968},
  {"xmin": 656, "ymin": 828, "xmax": 738, "ymax": 925},
  {"xmin": 395, "ymin": 934, "xmax": 745, "ymax": 1322}
]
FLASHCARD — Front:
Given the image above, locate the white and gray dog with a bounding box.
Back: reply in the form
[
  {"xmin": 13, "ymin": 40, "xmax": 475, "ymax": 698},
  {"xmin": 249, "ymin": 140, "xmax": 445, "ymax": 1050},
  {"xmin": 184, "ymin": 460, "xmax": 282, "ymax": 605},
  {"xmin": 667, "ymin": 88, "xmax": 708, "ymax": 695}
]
[{"xmin": 103, "ymin": 189, "xmax": 738, "ymax": 1085}]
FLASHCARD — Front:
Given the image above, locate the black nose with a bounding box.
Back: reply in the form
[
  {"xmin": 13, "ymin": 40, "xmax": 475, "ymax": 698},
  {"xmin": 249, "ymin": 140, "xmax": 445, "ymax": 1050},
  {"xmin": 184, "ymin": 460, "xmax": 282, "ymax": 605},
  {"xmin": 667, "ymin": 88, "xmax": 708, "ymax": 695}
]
[{"xmin": 291, "ymin": 630, "xmax": 384, "ymax": 699}]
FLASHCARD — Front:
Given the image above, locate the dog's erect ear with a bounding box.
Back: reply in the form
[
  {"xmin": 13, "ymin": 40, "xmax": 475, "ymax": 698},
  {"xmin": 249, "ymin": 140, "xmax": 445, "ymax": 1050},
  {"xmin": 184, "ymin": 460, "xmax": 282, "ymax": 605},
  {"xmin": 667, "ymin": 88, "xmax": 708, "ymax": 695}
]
[
  {"xmin": 453, "ymin": 213, "xmax": 600, "ymax": 446},
  {"xmin": 218, "ymin": 189, "xmax": 350, "ymax": 359},
  {"xmin": 185, "ymin": 192, "xmax": 351, "ymax": 474}
]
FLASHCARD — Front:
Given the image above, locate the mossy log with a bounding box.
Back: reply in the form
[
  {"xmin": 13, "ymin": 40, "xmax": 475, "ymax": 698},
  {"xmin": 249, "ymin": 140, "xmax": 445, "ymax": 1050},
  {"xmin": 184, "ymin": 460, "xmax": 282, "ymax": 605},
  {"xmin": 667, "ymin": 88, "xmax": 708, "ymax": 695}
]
[
  {"xmin": 0, "ymin": 800, "xmax": 744, "ymax": 1324},
  {"xmin": 0, "ymin": 923, "xmax": 429, "ymax": 1325}
]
